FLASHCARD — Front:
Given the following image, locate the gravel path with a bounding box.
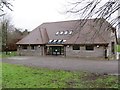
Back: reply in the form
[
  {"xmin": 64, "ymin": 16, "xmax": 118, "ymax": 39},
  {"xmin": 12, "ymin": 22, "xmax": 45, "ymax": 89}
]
[{"xmin": 2, "ymin": 56, "xmax": 119, "ymax": 75}]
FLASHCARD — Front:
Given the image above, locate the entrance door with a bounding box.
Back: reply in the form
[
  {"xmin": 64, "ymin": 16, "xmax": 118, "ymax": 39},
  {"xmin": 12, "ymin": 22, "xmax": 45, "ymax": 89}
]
[{"xmin": 49, "ymin": 46, "xmax": 64, "ymax": 55}]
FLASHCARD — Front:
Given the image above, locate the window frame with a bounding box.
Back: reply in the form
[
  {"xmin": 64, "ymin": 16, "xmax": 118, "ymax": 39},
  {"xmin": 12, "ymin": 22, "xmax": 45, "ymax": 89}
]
[
  {"xmin": 85, "ymin": 45, "xmax": 94, "ymax": 51},
  {"xmin": 31, "ymin": 46, "xmax": 35, "ymax": 50},
  {"xmin": 55, "ymin": 31, "xmax": 59, "ymax": 35},
  {"xmin": 73, "ymin": 45, "xmax": 80, "ymax": 50},
  {"xmin": 31, "ymin": 45, "xmax": 37, "ymax": 50}
]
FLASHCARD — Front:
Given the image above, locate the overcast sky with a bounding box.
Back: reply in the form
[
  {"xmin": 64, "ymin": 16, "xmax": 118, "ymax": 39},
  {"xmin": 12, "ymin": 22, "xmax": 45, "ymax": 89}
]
[
  {"xmin": 6, "ymin": 0, "xmax": 119, "ymax": 33},
  {"xmin": 8, "ymin": 0, "xmax": 76, "ymax": 31}
]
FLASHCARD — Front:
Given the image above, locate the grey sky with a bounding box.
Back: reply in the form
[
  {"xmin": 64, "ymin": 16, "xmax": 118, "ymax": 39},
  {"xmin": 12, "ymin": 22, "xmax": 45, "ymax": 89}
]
[
  {"xmin": 8, "ymin": 0, "xmax": 73, "ymax": 31},
  {"xmin": 6, "ymin": 0, "xmax": 119, "ymax": 34}
]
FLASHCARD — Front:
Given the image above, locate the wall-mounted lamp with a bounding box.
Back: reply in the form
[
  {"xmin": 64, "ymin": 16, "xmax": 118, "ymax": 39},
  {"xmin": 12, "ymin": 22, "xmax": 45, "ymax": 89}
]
[
  {"xmin": 67, "ymin": 45, "xmax": 69, "ymax": 48},
  {"xmin": 38, "ymin": 45, "xmax": 40, "ymax": 48},
  {"xmin": 97, "ymin": 45, "xmax": 100, "ymax": 48},
  {"xmin": 55, "ymin": 49, "xmax": 57, "ymax": 52}
]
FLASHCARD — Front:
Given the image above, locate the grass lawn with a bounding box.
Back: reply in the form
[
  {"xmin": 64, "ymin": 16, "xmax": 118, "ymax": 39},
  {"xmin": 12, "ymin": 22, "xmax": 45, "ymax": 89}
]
[
  {"xmin": 117, "ymin": 45, "xmax": 120, "ymax": 52},
  {"xmin": 2, "ymin": 63, "xmax": 118, "ymax": 88}
]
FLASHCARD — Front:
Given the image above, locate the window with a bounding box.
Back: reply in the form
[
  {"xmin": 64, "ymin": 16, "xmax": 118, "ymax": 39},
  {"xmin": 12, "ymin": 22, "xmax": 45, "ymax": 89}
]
[
  {"xmin": 22, "ymin": 45, "xmax": 27, "ymax": 49},
  {"xmin": 64, "ymin": 31, "xmax": 68, "ymax": 35},
  {"xmin": 31, "ymin": 46, "xmax": 35, "ymax": 50},
  {"xmin": 48, "ymin": 40, "xmax": 53, "ymax": 43},
  {"xmin": 58, "ymin": 40, "xmax": 62, "ymax": 43},
  {"xmin": 56, "ymin": 31, "xmax": 59, "ymax": 35},
  {"xmin": 60, "ymin": 31, "xmax": 64, "ymax": 35},
  {"xmin": 73, "ymin": 45, "xmax": 80, "ymax": 50},
  {"xmin": 53, "ymin": 40, "xmax": 57, "ymax": 43},
  {"xmin": 86, "ymin": 45, "xmax": 94, "ymax": 50},
  {"xmin": 63, "ymin": 40, "xmax": 66, "ymax": 43},
  {"xmin": 69, "ymin": 30, "xmax": 73, "ymax": 35}
]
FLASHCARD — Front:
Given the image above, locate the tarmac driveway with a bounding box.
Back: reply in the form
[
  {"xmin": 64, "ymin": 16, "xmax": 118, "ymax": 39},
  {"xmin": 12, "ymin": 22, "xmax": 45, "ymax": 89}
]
[{"xmin": 2, "ymin": 56, "xmax": 119, "ymax": 75}]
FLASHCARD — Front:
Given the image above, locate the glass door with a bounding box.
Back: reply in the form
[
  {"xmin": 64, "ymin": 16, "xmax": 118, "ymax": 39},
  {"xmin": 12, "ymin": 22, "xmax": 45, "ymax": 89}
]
[{"xmin": 49, "ymin": 46, "xmax": 64, "ymax": 55}]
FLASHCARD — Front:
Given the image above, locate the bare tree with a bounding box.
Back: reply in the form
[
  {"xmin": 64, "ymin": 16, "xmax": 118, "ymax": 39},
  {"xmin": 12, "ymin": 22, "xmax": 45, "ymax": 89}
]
[
  {"xmin": 66, "ymin": 0, "xmax": 120, "ymax": 43},
  {"xmin": 0, "ymin": 0, "xmax": 13, "ymax": 52},
  {"xmin": 0, "ymin": 0, "xmax": 13, "ymax": 17},
  {"xmin": 66, "ymin": 0, "xmax": 120, "ymax": 26}
]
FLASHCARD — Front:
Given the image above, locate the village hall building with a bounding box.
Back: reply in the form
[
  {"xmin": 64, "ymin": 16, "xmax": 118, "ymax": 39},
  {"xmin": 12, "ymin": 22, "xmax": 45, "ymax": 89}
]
[{"xmin": 16, "ymin": 18, "xmax": 117, "ymax": 59}]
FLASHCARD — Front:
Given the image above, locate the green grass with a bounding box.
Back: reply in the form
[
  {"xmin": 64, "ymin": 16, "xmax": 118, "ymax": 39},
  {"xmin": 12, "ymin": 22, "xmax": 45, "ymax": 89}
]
[
  {"xmin": 0, "ymin": 51, "xmax": 17, "ymax": 58},
  {"xmin": 117, "ymin": 45, "xmax": 120, "ymax": 52},
  {"xmin": 2, "ymin": 63, "xmax": 118, "ymax": 88},
  {"xmin": 0, "ymin": 63, "xmax": 1, "ymax": 89}
]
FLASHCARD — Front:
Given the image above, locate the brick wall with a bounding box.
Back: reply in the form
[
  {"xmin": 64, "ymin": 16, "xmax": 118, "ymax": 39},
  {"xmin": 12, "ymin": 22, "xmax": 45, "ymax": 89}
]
[
  {"xmin": 66, "ymin": 45, "xmax": 105, "ymax": 58},
  {"xmin": 17, "ymin": 45, "xmax": 44, "ymax": 56}
]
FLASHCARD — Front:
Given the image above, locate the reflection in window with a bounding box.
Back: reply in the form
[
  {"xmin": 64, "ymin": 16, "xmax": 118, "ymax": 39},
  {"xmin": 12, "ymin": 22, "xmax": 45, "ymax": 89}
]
[
  {"xmin": 63, "ymin": 40, "xmax": 66, "ymax": 43},
  {"xmin": 64, "ymin": 31, "xmax": 68, "ymax": 35},
  {"xmin": 69, "ymin": 31, "xmax": 73, "ymax": 34},
  {"xmin": 58, "ymin": 40, "xmax": 62, "ymax": 43},
  {"xmin": 49, "ymin": 40, "xmax": 53, "ymax": 43},
  {"xmin": 56, "ymin": 31, "xmax": 59, "ymax": 35},
  {"xmin": 60, "ymin": 31, "xmax": 64, "ymax": 35},
  {"xmin": 53, "ymin": 40, "xmax": 57, "ymax": 43}
]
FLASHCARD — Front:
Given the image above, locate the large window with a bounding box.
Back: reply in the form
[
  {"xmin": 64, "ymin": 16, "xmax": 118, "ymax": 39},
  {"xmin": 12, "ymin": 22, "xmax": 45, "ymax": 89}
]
[
  {"xmin": 86, "ymin": 45, "xmax": 94, "ymax": 50},
  {"xmin": 73, "ymin": 45, "xmax": 80, "ymax": 50}
]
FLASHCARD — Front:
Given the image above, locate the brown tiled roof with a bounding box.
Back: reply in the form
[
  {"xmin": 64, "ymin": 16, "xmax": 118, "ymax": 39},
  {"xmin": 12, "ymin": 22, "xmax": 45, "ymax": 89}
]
[
  {"xmin": 16, "ymin": 18, "xmax": 115, "ymax": 45},
  {"xmin": 16, "ymin": 27, "xmax": 49, "ymax": 44}
]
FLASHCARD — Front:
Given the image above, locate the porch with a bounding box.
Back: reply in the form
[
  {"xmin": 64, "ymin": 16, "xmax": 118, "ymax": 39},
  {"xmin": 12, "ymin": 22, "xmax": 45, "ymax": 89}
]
[{"xmin": 45, "ymin": 45, "xmax": 65, "ymax": 56}]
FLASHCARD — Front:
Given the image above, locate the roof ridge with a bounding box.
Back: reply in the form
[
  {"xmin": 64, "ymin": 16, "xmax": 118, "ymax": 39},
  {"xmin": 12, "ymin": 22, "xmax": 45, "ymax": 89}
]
[{"xmin": 42, "ymin": 18, "xmax": 104, "ymax": 25}]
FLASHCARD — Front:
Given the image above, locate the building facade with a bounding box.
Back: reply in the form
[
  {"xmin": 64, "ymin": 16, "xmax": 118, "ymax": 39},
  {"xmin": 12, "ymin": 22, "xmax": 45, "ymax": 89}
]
[{"xmin": 16, "ymin": 19, "xmax": 117, "ymax": 59}]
